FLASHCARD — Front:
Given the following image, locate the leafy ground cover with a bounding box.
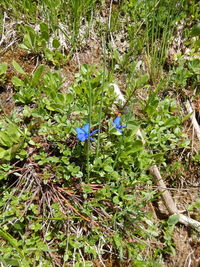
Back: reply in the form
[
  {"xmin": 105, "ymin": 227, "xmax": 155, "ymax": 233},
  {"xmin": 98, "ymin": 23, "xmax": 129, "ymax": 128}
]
[{"xmin": 0, "ymin": 0, "xmax": 200, "ymax": 266}]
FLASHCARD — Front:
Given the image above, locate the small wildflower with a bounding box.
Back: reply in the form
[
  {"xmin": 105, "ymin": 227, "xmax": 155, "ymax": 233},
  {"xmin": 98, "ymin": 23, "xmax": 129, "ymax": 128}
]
[
  {"xmin": 75, "ymin": 123, "xmax": 98, "ymax": 142},
  {"xmin": 113, "ymin": 116, "xmax": 126, "ymax": 133}
]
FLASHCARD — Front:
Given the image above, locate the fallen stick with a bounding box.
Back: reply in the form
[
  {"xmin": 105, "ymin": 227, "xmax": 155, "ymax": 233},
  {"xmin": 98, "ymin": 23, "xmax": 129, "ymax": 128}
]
[
  {"xmin": 112, "ymin": 83, "xmax": 200, "ymax": 231},
  {"xmin": 150, "ymin": 165, "xmax": 200, "ymax": 230},
  {"xmin": 149, "ymin": 165, "xmax": 178, "ymax": 214}
]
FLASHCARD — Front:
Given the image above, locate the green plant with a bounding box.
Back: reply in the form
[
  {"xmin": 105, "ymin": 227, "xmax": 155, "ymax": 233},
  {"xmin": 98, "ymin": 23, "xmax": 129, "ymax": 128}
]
[
  {"xmin": 169, "ymin": 57, "xmax": 200, "ymax": 90},
  {"xmin": 19, "ymin": 24, "xmax": 48, "ymax": 54},
  {"xmin": 0, "ymin": 64, "xmax": 164, "ymax": 265},
  {"xmin": 162, "ymin": 215, "xmax": 179, "ymax": 255},
  {"xmin": 0, "ymin": 0, "xmax": 199, "ymax": 265},
  {"xmin": 144, "ymin": 0, "xmax": 183, "ymax": 84},
  {"xmin": 143, "ymin": 95, "xmax": 189, "ymax": 161},
  {"xmin": 11, "ymin": 61, "xmax": 45, "ymax": 104},
  {"xmin": 0, "ymin": 121, "xmax": 28, "ymax": 162},
  {"xmin": 0, "ymin": 62, "xmax": 8, "ymax": 85},
  {"xmin": 0, "ymin": 227, "xmax": 29, "ymax": 266}
]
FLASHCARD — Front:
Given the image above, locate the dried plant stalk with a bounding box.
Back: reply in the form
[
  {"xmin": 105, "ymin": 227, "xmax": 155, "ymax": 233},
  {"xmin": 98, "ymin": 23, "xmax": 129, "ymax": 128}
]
[{"xmin": 185, "ymin": 100, "xmax": 200, "ymax": 141}]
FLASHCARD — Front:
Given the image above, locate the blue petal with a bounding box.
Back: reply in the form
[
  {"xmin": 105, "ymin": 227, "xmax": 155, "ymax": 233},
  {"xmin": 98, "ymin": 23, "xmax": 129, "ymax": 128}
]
[
  {"xmin": 83, "ymin": 123, "xmax": 90, "ymax": 133},
  {"xmin": 117, "ymin": 128, "xmax": 122, "ymax": 133},
  {"xmin": 90, "ymin": 129, "xmax": 99, "ymax": 136},
  {"xmin": 113, "ymin": 116, "xmax": 121, "ymax": 126},
  {"xmin": 76, "ymin": 124, "xmax": 98, "ymax": 142},
  {"xmin": 76, "ymin": 127, "xmax": 88, "ymax": 141},
  {"xmin": 118, "ymin": 125, "xmax": 126, "ymax": 129},
  {"xmin": 75, "ymin": 127, "xmax": 85, "ymax": 135},
  {"xmin": 77, "ymin": 133, "xmax": 87, "ymax": 141}
]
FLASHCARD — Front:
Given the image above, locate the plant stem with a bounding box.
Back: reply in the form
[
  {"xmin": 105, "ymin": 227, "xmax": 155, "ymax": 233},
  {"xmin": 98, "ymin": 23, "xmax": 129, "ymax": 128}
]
[
  {"xmin": 86, "ymin": 72, "xmax": 92, "ymax": 182},
  {"xmin": 96, "ymin": 36, "xmax": 106, "ymax": 159}
]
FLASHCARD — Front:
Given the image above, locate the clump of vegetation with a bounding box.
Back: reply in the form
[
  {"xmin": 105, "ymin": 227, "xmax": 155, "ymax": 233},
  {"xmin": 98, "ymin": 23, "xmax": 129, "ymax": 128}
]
[{"xmin": 0, "ymin": 0, "xmax": 200, "ymax": 266}]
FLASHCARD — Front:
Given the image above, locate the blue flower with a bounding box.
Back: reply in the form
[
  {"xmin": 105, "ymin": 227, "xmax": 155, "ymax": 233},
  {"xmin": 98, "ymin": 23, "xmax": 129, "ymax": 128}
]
[
  {"xmin": 75, "ymin": 123, "xmax": 98, "ymax": 142},
  {"xmin": 113, "ymin": 116, "xmax": 126, "ymax": 133}
]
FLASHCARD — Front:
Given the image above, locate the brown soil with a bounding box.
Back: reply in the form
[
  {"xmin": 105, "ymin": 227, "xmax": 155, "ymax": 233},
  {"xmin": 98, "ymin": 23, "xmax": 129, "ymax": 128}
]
[
  {"xmin": 0, "ymin": 48, "xmax": 37, "ymax": 81},
  {"xmin": 166, "ymin": 226, "xmax": 200, "ymax": 267}
]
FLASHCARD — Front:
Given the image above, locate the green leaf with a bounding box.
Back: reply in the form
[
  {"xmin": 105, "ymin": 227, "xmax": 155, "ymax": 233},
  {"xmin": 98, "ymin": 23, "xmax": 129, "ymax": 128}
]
[
  {"xmin": 163, "ymin": 117, "xmax": 179, "ymax": 128},
  {"xmin": 41, "ymin": 31, "xmax": 49, "ymax": 41},
  {"xmin": 20, "ymin": 33, "xmax": 34, "ymax": 50},
  {"xmin": 127, "ymin": 123, "xmax": 139, "ymax": 133},
  {"xmin": 18, "ymin": 43, "xmax": 30, "ymax": 50},
  {"xmin": 167, "ymin": 214, "xmax": 179, "ymax": 226},
  {"xmin": 12, "ymin": 76, "xmax": 25, "ymax": 87},
  {"xmin": 0, "ymin": 257, "xmax": 20, "ymax": 266},
  {"xmin": 52, "ymin": 38, "xmax": 60, "ymax": 48},
  {"xmin": 188, "ymin": 59, "xmax": 200, "ymax": 74},
  {"xmin": 8, "ymin": 124, "xmax": 21, "ymax": 141},
  {"xmin": 13, "ymin": 221, "xmax": 24, "ymax": 230},
  {"xmin": 66, "ymin": 93, "xmax": 74, "ymax": 104},
  {"xmin": 12, "ymin": 60, "xmax": 26, "ymax": 75},
  {"xmin": 113, "ymin": 234, "xmax": 122, "ymax": 248},
  {"xmin": 23, "ymin": 106, "xmax": 32, "ymax": 117},
  {"xmin": 188, "ymin": 201, "xmax": 200, "ymax": 211},
  {"xmin": 40, "ymin": 22, "xmax": 49, "ymax": 33},
  {"xmin": 0, "ymin": 132, "xmax": 13, "ymax": 147},
  {"xmin": 136, "ymin": 74, "xmax": 149, "ymax": 87},
  {"xmin": 40, "ymin": 22, "xmax": 49, "ymax": 41},
  {"xmin": 104, "ymin": 165, "xmax": 113, "ymax": 172},
  {"xmin": 0, "ymin": 62, "xmax": 8, "ymax": 75},
  {"xmin": 124, "ymin": 140, "xmax": 144, "ymax": 155},
  {"xmin": 113, "ymin": 196, "xmax": 119, "ymax": 204},
  {"xmin": 191, "ymin": 23, "xmax": 200, "ymax": 37},
  {"xmin": 0, "ymin": 147, "xmax": 7, "ymax": 159},
  {"xmin": 23, "ymin": 27, "xmax": 37, "ymax": 50},
  {"xmin": 31, "ymin": 64, "xmax": 45, "ymax": 86},
  {"xmin": 0, "ymin": 227, "xmax": 24, "ymax": 257},
  {"xmin": 28, "ymin": 139, "xmax": 36, "ymax": 145}
]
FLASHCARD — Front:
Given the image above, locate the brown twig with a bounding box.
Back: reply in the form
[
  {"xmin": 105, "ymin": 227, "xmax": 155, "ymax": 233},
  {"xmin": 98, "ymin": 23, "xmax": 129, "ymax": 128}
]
[{"xmin": 57, "ymin": 190, "xmax": 91, "ymax": 222}]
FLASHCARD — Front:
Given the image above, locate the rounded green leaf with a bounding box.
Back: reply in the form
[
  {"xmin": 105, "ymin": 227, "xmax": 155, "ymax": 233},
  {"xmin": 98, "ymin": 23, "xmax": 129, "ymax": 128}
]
[
  {"xmin": 52, "ymin": 38, "xmax": 60, "ymax": 49},
  {"xmin": 191, "ymin": 23, "xmax": 200, "ymax": 37}
]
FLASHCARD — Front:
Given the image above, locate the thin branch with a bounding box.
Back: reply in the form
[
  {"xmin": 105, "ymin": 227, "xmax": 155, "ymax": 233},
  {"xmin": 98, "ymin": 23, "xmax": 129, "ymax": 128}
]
[{"xmin": 57, "ymin": 190, "xmax": 91, "ymax": 222}]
